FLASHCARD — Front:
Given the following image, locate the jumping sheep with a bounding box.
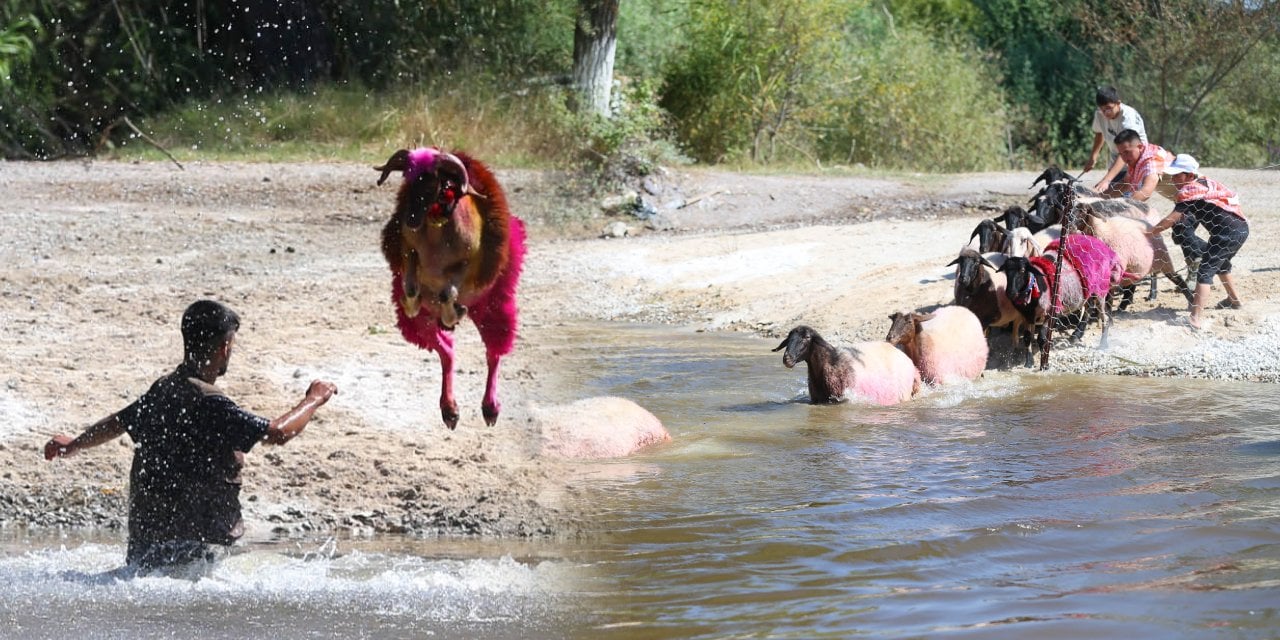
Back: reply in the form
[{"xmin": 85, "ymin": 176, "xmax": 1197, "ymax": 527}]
[
  {"xmin": 376, "ymin": 147, "xmax": 526, "ymax": 429},
  {"xmin": 773, "ymin": 325, "xmax": 920, "ymax": 406},
  {"xmin": 885, "ymin": 306, "xmax": 988, "ymax": 384}
]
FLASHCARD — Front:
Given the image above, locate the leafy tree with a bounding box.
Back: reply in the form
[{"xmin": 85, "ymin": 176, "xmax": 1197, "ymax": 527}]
[
  {"xmin": 1080, "ymin": 0, "xmax": 1280, "ymax": 153},
  {"xmin": 661, "ymin": 0, "xmax": 848, "ymax": 163}
]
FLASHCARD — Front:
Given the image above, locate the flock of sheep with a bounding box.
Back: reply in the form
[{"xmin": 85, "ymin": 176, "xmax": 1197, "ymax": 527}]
[{"xmin": 775, "ymin": 168, "xmax": 1194, "ymax": 406}]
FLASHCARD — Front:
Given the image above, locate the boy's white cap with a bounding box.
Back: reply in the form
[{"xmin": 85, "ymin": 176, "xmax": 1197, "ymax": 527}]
[{"xmin": 1163, "ymin": 153, "xmax": 1199, "ymax": 175}]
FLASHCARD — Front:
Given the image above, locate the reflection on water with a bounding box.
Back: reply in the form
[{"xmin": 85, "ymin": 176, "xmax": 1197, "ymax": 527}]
[{"xmin": 4, "ymin": 323, "xmax": 1279, "ymax": 639}]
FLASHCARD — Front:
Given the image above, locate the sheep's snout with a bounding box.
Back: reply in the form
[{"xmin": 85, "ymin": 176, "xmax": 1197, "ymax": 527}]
[{"xmin": 771, "ymin": 338, "xmax": 798, "ymax": 368}]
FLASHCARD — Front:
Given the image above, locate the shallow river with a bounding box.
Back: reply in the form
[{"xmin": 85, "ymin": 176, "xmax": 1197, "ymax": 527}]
[{"xmin": 3, "ymin": 324, "xmax": 1279, "ymax": 638}]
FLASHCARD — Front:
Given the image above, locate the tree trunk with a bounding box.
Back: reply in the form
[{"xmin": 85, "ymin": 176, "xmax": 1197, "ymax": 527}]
[{"xmin": 570, "ymin": 0, "xmax": 620, "ymax": 117}]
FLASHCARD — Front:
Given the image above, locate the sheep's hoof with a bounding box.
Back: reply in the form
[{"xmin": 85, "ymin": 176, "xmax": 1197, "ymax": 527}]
[
  {"xmin": 401, "ymin": 295, "xmax": 422, "ymax": 318},
  {"xmin": 441, "ymin": 408, "xmax": 460, "ymax": 431},
  {"xmin": 482, "ymin": 403, "xmax": 500, "ymax": 426}
]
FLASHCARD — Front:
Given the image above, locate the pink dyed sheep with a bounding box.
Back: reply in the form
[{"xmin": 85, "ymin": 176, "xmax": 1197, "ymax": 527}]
[
  {"xmin": 1069, "ymin": 205, "xmax": 1192, "ymax": 310},
  {"xmin": 376, "ymin": 148, "xmax": 526, "ymax": 429},
  {"xmin": 534, "ymin": 397, "xmax": 671, "ymax": 459},
  {"xmin": 773, "ymin": 325, "xmax": 919, "ymax": 406},
  {"xmin": 885, "ymin": 305, "xmax": 988, "ymax": 385}
]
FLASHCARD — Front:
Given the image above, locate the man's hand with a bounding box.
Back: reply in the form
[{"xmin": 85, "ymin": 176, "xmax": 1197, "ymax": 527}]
[
  {"xmin": 305, "ymin": 380, "xmax": 338, "ymax": 405},
  {"xmin": 1083, "ymin": 157, "xmax": 1096, "ymax": 172},
  {"xmin": 44, "ymin": 435, "xmax": 76, "ymax": 460}
]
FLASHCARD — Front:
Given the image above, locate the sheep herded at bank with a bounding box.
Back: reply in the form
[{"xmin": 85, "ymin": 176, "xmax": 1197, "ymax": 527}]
[
  {"xmin": 886, "ymin": 306, "xmax": 988, "ymax": 384},
  {"xmin": 1056, "ymin": 189, "xmax": 1193, "ymax": 311},
  {"xmin": 1000, "ymin": 239, "xmax": 1119, "ymax": 367},
  {"xmin": 949, "ymin": 248, "xmax": 1024, "ymax": 337},
  {"xmin": 376, "ymin": 147, "xmax": 526, "ymax": 429},
  {"xmin": 773, "ymin": 325, "xmax": 919, "ymax": 406}
]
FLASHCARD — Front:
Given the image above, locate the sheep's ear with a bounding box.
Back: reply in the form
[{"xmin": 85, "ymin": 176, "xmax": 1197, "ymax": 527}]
[
  {"xmin": 374, "ymin": 149, "xmax": 411, "ymax": 186},
  {"xmin": 980, "ymin": 256, "xmax": 997, "ymax": 270},
  {"xmin": 914, "ymin": 312, "xmax": 936, "ymax": 323},
  {"xmin": 1026, "ymin": 212, "xmax": 1046, "ymax": 226},
  {"xmin": 771, "ymin": 338, "xmax": 789, "ymax": 352},
  {"xmin": 946, "ymin": 257, "xmax": 961, "ymax": 267}
]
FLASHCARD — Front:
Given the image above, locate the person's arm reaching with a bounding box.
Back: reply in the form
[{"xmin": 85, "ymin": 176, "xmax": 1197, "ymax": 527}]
[
  {"xmin": 44, "ymin": 414, "xmax": 126, "ymax": 460},
  {"xmin": 264, "ymin": 380, "xmax": 337, "ymax": 445},
  {"xmin": 1094, "ymin": 156, "xmax": 1125, "ymax": 193},
  {"xmin": 1129, "ymin": 170, "xmax": 1160, "ymax": 202},
  {"xmin": 1085, "ymin": 132, "xmax": 1104, "ymax": 172}
]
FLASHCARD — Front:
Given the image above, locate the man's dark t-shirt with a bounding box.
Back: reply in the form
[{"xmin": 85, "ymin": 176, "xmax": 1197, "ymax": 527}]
[{"xmin": 115, "ymin": 365, "xmax": 269, "ymax": 555}]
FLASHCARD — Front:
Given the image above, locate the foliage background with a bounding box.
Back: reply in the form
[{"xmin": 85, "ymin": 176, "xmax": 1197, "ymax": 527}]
[{"xmin": 1, "ymin": 0, "xmax": 1277, "ymax": 170}]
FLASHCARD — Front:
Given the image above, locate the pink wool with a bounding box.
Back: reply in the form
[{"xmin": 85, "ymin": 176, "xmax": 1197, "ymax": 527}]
[
  {"xmin": 1054, "ymin": 235, "xmax": 1128, "ymax": 302},
  {"xmin": 390, "ymin": 217, "xmax": 526, "ymax": 357},
  {"xmin": 847, "ymin": 341, "xmax": 920, "ymax": 406},
  {"xmin": 914, "ymin": 306, "xmax": 988, "ymax": 384},
  {"xmin": 536, "ymin": 397, "xmax": 672, "ymax": 459}
]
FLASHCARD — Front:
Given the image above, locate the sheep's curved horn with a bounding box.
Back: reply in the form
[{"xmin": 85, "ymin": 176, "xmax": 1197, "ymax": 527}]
[
  {"xmin": 374, "ymin": 149, "xmax": 411, "ymax": 186},
  {"xmin": 435, "ymin": 152, "xmax": 471, "ymax": 190}
]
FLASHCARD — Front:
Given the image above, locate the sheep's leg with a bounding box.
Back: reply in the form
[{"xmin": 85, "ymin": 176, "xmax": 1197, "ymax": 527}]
[
  {"xmin": 1034, "ymin": 323, "xmax": 1048, "ymax": 369},
  {"xmin": 1116, "ymin": 283, "xmax": 1135, "ymax": 312},
  {"xmin": 469, "ymin": 282, "xmax": 520, "ymax": 428},
  {"xmin": 401, "ymin": 250, "xmax": 423, "ymax": 318},
  {"xmin": 1069, "ymin": 310, "xmax": 1088, "ymax": 344},
  {"xmin": 1096, "ymin": 297, "xmax": 1111, "ymax": 350},
  {"xmin": 1021, "ymin": 326, "xmax": 1036, "ymax": 368},
  {"xmin": 481, "ymin": 351, "xmax": 502, "ymax": 426},
  {"xmin": 1166, "ymin": 270, "xmax": 1194, "ymax": 304},
  {"xmin": 435, "ymin": 330, "xmax": 460, "ymax": 430},
  {"xmin": 1146, "ymin": 275, "xmax": 1158, "ymax": 302}
]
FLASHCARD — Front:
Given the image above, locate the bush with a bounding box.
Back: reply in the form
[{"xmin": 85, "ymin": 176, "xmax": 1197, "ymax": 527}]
[{"xmin": 824, "ymin": 24, "xmax": 1010, "ymax": 171}]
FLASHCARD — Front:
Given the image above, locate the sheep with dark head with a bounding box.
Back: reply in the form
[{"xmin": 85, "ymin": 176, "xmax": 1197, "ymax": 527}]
[
  {"xmin": 773, "ymin": 326, "xmax": 919, "ymax": 406},
  {"xmin": 1052, "ymin": 183, "xmax": 1193, "ymax": 311}
]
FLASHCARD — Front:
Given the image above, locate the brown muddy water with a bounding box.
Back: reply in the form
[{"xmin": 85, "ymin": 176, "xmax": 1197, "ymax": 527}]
[{"xmin": 2, "ymin": 324, "xmax": 1278, "ymax": 639}]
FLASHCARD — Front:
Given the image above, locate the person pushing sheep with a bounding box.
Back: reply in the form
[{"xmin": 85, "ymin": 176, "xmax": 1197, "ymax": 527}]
[
  {"xmin": 1149, "ymin": 154, "xmax": 1249, "ymax": 331},
  {"xmin": 43, "ymin": 300, "xmax": 338, "ymax": 572}
]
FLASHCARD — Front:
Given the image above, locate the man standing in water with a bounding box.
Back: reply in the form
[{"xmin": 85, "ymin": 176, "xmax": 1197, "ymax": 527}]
[{"xmin": 44, "ymin": 300, "xmax": 338, "ymax": 571}]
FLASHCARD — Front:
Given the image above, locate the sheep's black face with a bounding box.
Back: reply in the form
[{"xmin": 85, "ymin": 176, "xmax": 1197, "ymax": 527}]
[
  {"xmin": 772, "ymin": 326, "xmax": 814, "ymax": 368},
  {"xmin": 970, "ymin": 219, "xmax": 1007, "ymax": 253},
  {"xmin": 996, "ymin": 206, "xmax": 1028, "ymax": 231},
  {"xmin": 1000, "ymin": 258, "xmax": 1036, "ymax": 307},
  {"xmin": 950, "ymin": 253, "xmax": 983, "ymax": 295}
]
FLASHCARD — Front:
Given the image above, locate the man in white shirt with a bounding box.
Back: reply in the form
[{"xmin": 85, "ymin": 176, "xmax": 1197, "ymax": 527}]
[{"xmin": 1085, "ymin": 86, "xmax": 1148, "ymax": 192}]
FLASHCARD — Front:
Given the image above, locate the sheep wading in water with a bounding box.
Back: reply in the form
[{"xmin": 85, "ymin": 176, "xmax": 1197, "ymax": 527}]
[
  {"xmin": 376, "ymin": 147, "xmax": 526, "ymax": 429},
  {"xmin": 773, "ymin": 325, "xmax": 919, "ymax": 406},
  {"xmin": 885, "ymin": 306, "xmax": 989, "ymax": 385}
]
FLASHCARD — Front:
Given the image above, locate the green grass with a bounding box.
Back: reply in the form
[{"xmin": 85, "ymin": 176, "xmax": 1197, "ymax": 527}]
[{"xmin": 112, "ymin": 82, "xmax": 578, "ymax": 167}]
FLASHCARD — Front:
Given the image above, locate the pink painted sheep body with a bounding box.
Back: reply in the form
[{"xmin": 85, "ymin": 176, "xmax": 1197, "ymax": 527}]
[
  {"xmin": 535, "ymin": 397, "xmax": 671, "ymax": 459},
  {"xmin": 774, "ymin": 326, "xmax": 919, "ymax": 406},
  {"xmin": 886, "ymin": 305, "xmax": 988, "ymax": 385}
]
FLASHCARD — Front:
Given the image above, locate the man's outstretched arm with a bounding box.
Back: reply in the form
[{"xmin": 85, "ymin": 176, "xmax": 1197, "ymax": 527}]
[
  {"xmin": 45, "ymin": 414, "xmax": 126, "ymax": 460},
  {"xmin": 264, "ymin": 380, "xmax": 338, "ymax": 446}
]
